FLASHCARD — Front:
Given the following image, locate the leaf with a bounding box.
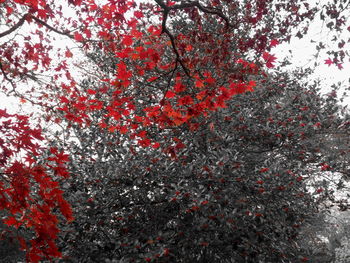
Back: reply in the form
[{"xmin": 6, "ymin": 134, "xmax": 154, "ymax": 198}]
[
  {"xmin": 270, "ymin": 39, "xmax": 279, "ymax": 47},
  {"xmin": 122, "ymin": 35, "xmax": 133, "ymax": 46},
  {"xmin": 87, "ymin": 89, "xmax": 96, "ymax": 95},
  {"xmin": 185, "ymin": 44, "xmax": 193, "ymax": 51},
  {"xmin": 262, "ymin": 52, "xmax": 277, "ymax": 68},
  {"xmin": 58, "ymin": 198, "xmax": 74, "ymax": 222},
  {"xmin": 6, "ymin": 6, "xmax": 13, "ymax": 15},
  {"xmin": 178, "ymin": 95, "xmax": 193, "ymax": 106},
  {"xmin": 37, "ymin": 9, "xmax": 48, "ymax": 19},
  {"xmin": 3, "ymin": 216, "xmax": 21, "ymax": 228},
  {"xmin": 116, "ymin": 61, "xmax": 132, "ymax": 81},
  {"xmin": 65, "ymin": 49, "xmax": 73, "ymax": 58},
  {"xmin": 195, "ymin": 80, "xmax": 204, "ymax": 88},
  {"xmin": 74, "ymin": 32, "xmax": 83, "ymax": 42},
  {"xmin": 134, "ymin": 10, "xmax": 143, "ymax": 19},
  {"xmin": 324, "ymin": 58, "xmax": 333, "ymax": 66},
  {"xmin": 152, "ymin": 142, "xmax": 160, "ymax": 149},
  {"xmin": 259, "ymin": 168, "xmax": 269, "ymax": 173},
  {"xmin": 174, "ymin": 82, "xmax": 185, "ymax": 93},
  {"xmin": 165, "ymin": 90, "xmax": 176, "ymax": 98}
]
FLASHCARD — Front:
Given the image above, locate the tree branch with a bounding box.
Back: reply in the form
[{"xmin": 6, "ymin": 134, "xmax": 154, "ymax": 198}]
[
  {"xmin": 30, "ymin": 15, "xmax": 73, "ymax": 38},
  {"xmin": 154, "ymin": 0, "xmax": 232, "ymax": 78},
  {"xmin": 0, "ymin": 14, "xmax": 29, "ymax": 38},
  {"xmin": 170, "ymin": 1, "xmax": 232, "ymax": 27},
  {"xmin": 162, "ymin": 26, "xmax": 191, "ymax": 77},
  {"xmin": 0, "ymin": 61, "xmax": 16, "ymax": 89}
]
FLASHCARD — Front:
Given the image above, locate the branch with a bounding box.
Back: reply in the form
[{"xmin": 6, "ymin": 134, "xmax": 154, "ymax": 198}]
[
  {"xmin": 170, "ymin": 1, "xmax": 232, "ymax": 27},
  {"xmin": 163, "ymin": 27, "xmax": 191, "ymax": 77},
  {"xmin": 0, "ymin": 61, "xmax": 16, "ymax": 89},
  {"xmin": 0, "ymin": 12, "xmax": 77, "ymax": 40},
  {"xmin": 155, "ymin": 0, "xmax": 231, "ymax": 27},
  {"xmin": 30, "ymin": 16, "xmax": 73, "ymax": 38},
  {"xmin": 0, "ymin": 14, "xmax": 29, "ymax": 38},
  {"xmin": 0, "ymin": 61, "xmax": 53, "ymax": 109},
  {"xmin": 154, "ymin": 0, "xmax": 191, "ymax": 77},
  {"xmin": 154, "ymin": 0, "xmax": 232, "ymax": 78}
]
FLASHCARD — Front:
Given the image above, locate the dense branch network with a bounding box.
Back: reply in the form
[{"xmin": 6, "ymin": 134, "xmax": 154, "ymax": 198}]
[
  {"xmin": 154, "ymin": 0, "xmax": 231, "ymax": 77},
  {"xmin": 0, "ymin": 12, "xmax": 75, "ymax": 107}
]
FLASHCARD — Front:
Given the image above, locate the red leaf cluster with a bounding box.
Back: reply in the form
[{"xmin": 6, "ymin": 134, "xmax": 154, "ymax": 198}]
[{"xmin": 0, "ymin": 110, "xmax": 72, "ymax": 262}]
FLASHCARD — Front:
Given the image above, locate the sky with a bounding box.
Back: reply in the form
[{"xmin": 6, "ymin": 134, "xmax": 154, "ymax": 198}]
[{"xmin": 274, "ymin": 18, "xmax": 350, "ymax": 98}]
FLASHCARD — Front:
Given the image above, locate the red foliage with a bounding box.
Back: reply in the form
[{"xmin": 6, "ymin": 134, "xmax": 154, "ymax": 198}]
[{"xmin": 0, "ymin": 109, "xmax": 72, "ymax": 262}]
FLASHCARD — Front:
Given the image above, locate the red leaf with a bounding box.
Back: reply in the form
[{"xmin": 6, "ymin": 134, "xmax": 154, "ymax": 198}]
[
  {"xmin": 134, "ymin": 10, "xmax": 144, "ymax": 19},
  {"xmin": 316, "ymin": 188, "xmax": 323, "ymax": 193},
  {"xmin": 3, "ymin": 216, "xmax": 21, "ymax": 228},
  {"xmin": 137, "ymin": 130, "xmax": 147, "ymax": 138},
  {"xmin": 205, "ymin": 77, "xmax": 216, "ymax": 84},
  {"xmin": 87, "ymin": 89, "xmax": 96, "ymax": 95},
  {"xmin": 262, "ymin": 52, "xmax": 277, "ymax": 68},
  {"xmin": 165, "ymin": 91, "xmax": 176, "ymax": 98},
  {"xmin": 116, "ymin": 62, "xmax": 132, "ymax": 81},
  {"xmin": 18, "ymin": 237, "xmax": 27, "ymax": 251},
  {"xmin": 152, "ymin": 142, "xmax": 160, "ymax": 149},
  {"xmin": 174, "ymin": 82, "xmax": 185, "ymax": 93},
  {"xmin": 324, "ymin": 58, "xmax": 333, "ymax": 66},
  {"xmin": 259, "ymin": 168, "xmax": 269, "ymax": 173},
  {"xmin": 6, "ymin": 6, "xmax": 13, "ymax": 15},
  {"xmin": 147, "ymin": 76, "xmax": 158, "ymax": 82},
  {"xmin": 122, "ymin": 35, "xmax": 133, "ymax": 46},
  {"xmin": 138, "ymin": 138, "xmax": 151, "ymax": 147},
  {"xmin": 74, "ymin": 32, "xmax": 84, "ymax": 42},
  {"xmin": 59, "ymin": 198, "xmax": 74, "ymax": 222},
  {"xmin": 270, "ymin": 39, "xmax": 279, "ymax": 47},
  {"xmin": 195, "ymin": 80, "xmax": 204, "ymax": 88},
  {"xmin": 178, "ymin": 95, "xmax": 193, "ymax": 106},
  {"xmin": 65, "ymin": 49, "xmax": 73, "ymax": 58},
  {"xmin": 185, "ymin": 44, "xmax": 193, "ymax": 51},
  {"xmin": 191, "ymin": 206, "xmax": 200, "ymax": 211},
  {"xmin": 37, "ymin": 9, "xmax": 47, "ymax": 19}
]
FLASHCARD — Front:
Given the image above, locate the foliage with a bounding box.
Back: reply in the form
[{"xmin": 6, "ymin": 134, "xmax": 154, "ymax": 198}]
[
  {"xmin": 52, "ymin": 69, "xmax": 350, "ymax": 262},
  {"xmin": 0, "ymin": 0, "xmax": 349, "ymax": 262},
  {"xmin": 0, "ymin": 109, "xmax": 72, "ymax": 262}
]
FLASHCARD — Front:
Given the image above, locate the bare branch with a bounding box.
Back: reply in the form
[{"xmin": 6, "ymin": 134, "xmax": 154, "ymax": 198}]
[
  {"xmin": 0, "ymin": 14, "xmax": 29, "ymax": 38},
  {"xmin": 0, "ymin": 61, "xmax": 53, "ymax": 109}
]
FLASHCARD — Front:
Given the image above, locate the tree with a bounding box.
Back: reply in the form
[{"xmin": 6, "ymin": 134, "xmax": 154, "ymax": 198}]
[
  {"xmin": 0, "ymin": 0, "xmax": 350, "ymax": 262},
  {"xmin": 52, "ymin": 67, "xmax": 350, "ymax": 262}
]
